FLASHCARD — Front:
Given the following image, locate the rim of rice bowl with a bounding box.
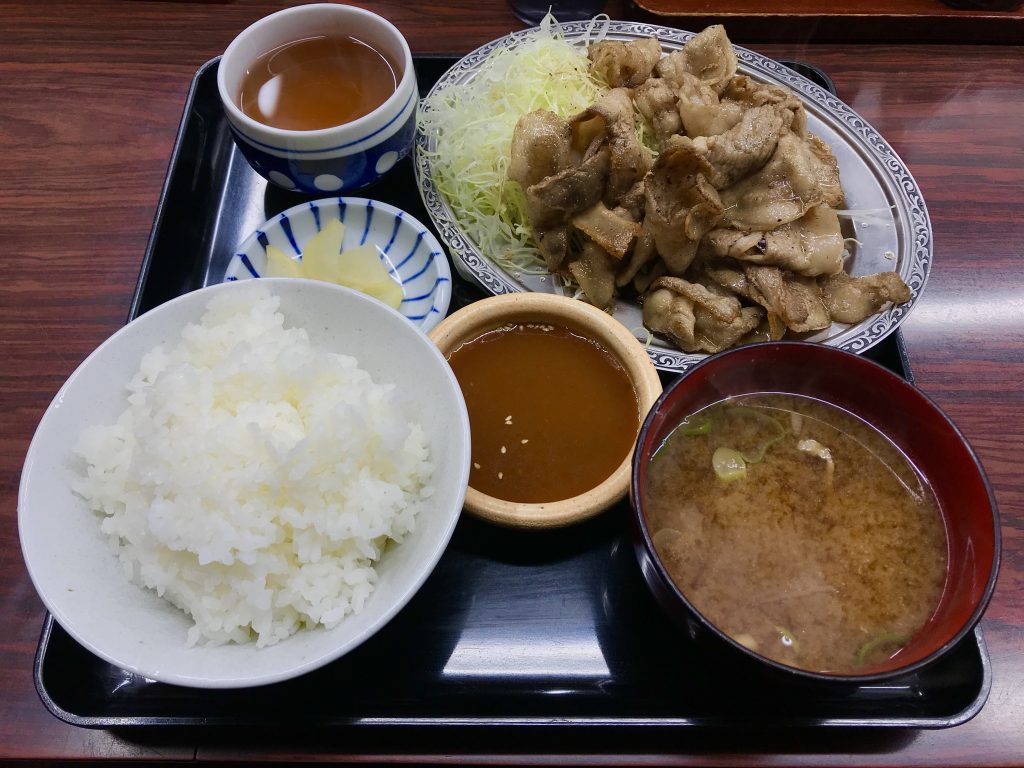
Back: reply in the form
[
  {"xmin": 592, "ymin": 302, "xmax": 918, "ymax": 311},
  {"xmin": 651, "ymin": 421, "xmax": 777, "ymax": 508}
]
[{"xmin": 18, "ymin": 279, "xmax": 470, "ymax": 688}]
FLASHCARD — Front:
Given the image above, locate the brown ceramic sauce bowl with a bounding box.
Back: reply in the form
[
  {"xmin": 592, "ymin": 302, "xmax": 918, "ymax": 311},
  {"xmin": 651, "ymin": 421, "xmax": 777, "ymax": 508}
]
[
  {"xmin": 630, "ymin": 341, "xmax": 1000, "ymax": 686},
  {"xmin": 430, "ymin": 293, "xmax": 662, "ymax": 530}
]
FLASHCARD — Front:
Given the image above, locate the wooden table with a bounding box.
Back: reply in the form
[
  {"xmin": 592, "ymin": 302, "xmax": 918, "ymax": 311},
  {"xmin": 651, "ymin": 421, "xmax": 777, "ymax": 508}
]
[
  {"xmin": 2, "ymin": 0, "xmax": 1022, "ymax": 763},
  {"xmin": 630, "ymin": 0, "xmax": 1024, "ymax": 42}
]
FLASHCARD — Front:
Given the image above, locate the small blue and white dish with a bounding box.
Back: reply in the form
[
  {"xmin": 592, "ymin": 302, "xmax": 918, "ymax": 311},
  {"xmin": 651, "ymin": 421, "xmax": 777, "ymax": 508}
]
[{"xmin": 225, "ymin": 198, "xmax": 452, "ymax": 333}]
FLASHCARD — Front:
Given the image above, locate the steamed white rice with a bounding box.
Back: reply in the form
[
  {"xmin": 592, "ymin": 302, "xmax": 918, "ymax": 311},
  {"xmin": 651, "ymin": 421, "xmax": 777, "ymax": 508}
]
[{"xmin": 72, "ymin": 283, "xmax": 434, "ymax": 647}]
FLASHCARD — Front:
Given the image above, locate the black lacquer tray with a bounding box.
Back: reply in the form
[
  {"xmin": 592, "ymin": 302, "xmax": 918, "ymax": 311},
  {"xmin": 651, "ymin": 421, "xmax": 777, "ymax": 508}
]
[{"xmin": 34, "ymin": 55, "xmax": 990, "ymax": 731}]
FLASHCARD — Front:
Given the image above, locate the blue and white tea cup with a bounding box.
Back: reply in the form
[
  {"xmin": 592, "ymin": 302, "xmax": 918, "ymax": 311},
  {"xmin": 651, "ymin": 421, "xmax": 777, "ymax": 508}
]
[{"xmin": 216, "ymin": 4, "xmax": 417, "ymax": 194}]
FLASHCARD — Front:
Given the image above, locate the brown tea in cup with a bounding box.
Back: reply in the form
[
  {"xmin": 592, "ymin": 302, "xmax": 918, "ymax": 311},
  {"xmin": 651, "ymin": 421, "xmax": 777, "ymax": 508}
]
[{"xmin": 239, "ymin": 35, "xmax": 401, "ymax": 131}]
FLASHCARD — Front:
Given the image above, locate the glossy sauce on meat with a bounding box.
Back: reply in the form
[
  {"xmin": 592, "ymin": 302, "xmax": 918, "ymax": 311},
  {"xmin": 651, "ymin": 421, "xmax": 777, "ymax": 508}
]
[
  {"xmin": 447, "ymin": 323, "xmax": 638, "ymax": 503},
  {"xmin": 643, "ymin": 394, "xmax": 947, "ymax": 673}
]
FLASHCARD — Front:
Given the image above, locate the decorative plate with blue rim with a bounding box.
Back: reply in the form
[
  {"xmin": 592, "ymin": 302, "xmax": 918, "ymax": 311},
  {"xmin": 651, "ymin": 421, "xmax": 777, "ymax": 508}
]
[
  {"xmin": 225, "ymin": 198, "xmax": 452, "ymax": 333},
  {"xmin": 414, "ymin": 21, "xmax": 932, "ymax": 372}
]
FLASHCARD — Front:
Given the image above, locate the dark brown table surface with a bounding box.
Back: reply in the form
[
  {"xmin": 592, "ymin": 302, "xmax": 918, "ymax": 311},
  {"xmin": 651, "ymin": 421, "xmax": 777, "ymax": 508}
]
[
  {"xmin": 630, "ymin": 0, "xmax": 1024, "ymax": 42},
  {"xmin": 2, "ymin": 0, "xmax": 1022, "ymax": 763}
]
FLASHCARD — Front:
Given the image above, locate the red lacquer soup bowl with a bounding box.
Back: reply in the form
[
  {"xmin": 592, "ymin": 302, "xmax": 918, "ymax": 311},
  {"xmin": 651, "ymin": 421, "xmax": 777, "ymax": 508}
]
[{"xmin": 629, "ymin": 341, "xmax": 1000, "ymax": 686}]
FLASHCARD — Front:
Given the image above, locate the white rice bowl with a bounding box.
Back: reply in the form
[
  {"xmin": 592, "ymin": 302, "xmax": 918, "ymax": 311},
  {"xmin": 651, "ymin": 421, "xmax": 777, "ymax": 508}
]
[{"xmin": 19, "ymin": 279, "xmax": 470, "ymax": 688}]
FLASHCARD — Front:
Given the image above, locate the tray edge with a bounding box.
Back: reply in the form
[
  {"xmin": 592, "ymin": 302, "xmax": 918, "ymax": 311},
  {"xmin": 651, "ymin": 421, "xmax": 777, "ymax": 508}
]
[{"xmin": 127, "ymin": 56, "xmax": 221, "ymax": 325}]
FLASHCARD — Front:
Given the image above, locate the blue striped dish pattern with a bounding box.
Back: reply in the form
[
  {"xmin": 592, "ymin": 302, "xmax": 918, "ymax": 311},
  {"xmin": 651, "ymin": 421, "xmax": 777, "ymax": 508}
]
[{"xmin": 224, "ymin": 198, "xmax": 452, "ymax": 333}]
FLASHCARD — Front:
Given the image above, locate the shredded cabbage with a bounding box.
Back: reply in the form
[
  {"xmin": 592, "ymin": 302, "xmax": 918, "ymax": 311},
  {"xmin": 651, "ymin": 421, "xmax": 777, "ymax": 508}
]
[{"xmin": 419, "ymin": 16, "xmax": 607, "ymax": 275}]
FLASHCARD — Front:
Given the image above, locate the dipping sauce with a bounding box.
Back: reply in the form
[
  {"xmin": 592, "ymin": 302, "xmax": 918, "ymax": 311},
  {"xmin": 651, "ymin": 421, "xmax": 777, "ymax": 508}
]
[
  {"xmin": 643, "ymin": 393, "xmax": 947, "ymax": 674},
  {"xmin": 447, "ymin": 323, "xmax": 638, "ymax": 503},
  {"xmin": 239, "ymin": 35, "xmax": 400, "ymax": 131}
]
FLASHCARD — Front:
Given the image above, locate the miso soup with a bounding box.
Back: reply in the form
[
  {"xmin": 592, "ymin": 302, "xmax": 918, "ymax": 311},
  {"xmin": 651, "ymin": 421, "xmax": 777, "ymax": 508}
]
[{"xmin": 643, "ymin": 394, "xmax": 947, "ymax": 674}]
